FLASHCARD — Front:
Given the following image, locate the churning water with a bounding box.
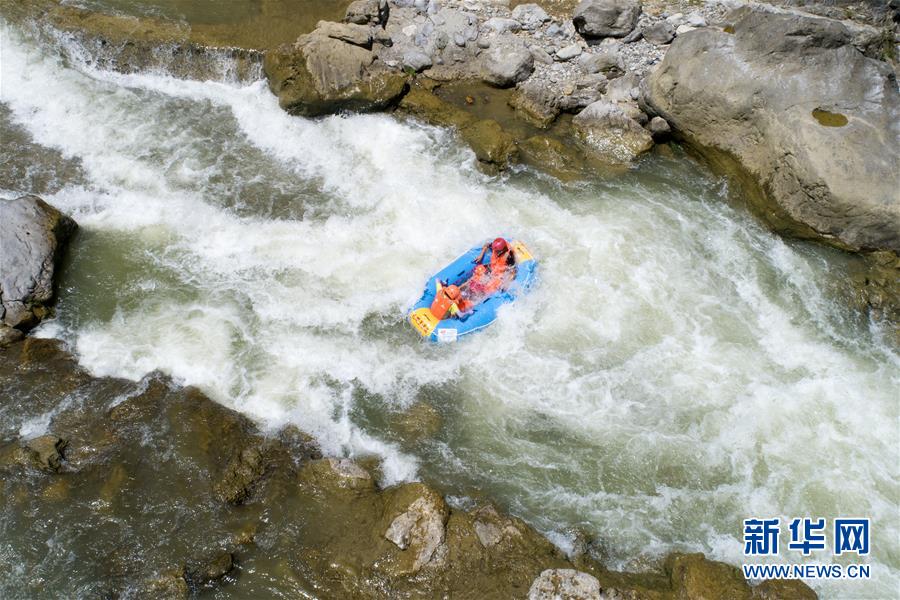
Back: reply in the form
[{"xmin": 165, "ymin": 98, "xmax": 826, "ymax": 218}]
[{"xmin": 2, "ymin": 20, "xmax": 897, "ymax": 598}]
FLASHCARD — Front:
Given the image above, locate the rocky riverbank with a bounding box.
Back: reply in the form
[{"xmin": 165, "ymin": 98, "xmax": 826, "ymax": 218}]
[{"xmin": 0, "ymin": 335, "xmax": 818, "ymax": 599}]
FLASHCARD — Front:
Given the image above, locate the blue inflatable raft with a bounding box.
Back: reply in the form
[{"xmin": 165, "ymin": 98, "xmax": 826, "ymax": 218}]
[{"xmin": 409, "ymin": 238, "xmax": 537, "ymax": 343}]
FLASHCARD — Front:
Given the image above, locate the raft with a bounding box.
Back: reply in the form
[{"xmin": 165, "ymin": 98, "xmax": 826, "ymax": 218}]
[{"xmin": 409, "ymin": 238, "xmax": 537, "ymax": 343}]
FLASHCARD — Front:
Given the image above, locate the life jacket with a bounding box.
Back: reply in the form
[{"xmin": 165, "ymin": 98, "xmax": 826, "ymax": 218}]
[
  {"xmin": 490, "ymin": 247, "xmax": 513, "ymax": 276},
  {"xmin": 430, "ymin": 288, "xmax": 460, "ymax": 320}
]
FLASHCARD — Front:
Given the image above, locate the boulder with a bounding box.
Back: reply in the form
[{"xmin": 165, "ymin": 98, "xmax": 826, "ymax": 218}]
[
  {"xmin": 512, "ymin": 3, "xmax": 551, "ymax": 30},
  {"xmin": 643, "ymin": 20, "xmax": 675, "ymax": 45},
  {"xmin": 264, "ymin": 27, "xmax": 408, "ymax": 117},
  {"xmin": 558, "ymin": 73, "xmax": 608, "ymax": 112},
  {"xmin": 573, "ymin": 100, "xmax": 653, "ymax": 163},
  {"xmin": 0, "ymin": 435, "xmax": 68, "ymax": 473},
  {"xmin": 0, "ymin": 324, "xmax": 24, "ymax": 348},
  {"xmin": 0, "ymin": 195, "xmax": 77, "ymax": 331},
  {"xmin": 315, "ymin": 20, "xmax": 374, "ymax": 48},
  {"xmin": 528, "ymin": 568, "xmax": 602, "ymax": 599},
  {"xmin": 510, "ymin": 79, "xmax": 561, "ymax": 127},
  {"xmin": 344, "ymin": 0, "xmax": 389, "ymax": 26},
  {"xmin": 573, "ymin": 0, "xmax": 641, "ymax": 39},
  {"xmin": 577, "ymin": 48, "xmax": 625, "ymax": 77},
  {"xmin": 480, "ymin": 35, "xmax": 535, "ymax": 87},
  {"xmin": 383, "ymin": 484, "xmax": 449, "ymax": 575},
  {"xmin": 519, "ymin": 135, "xmax": 588, "ymax": 181},
  {"xmin": 460, "ymin": 119, "xmax": 519, "ymax": 172},
  {"xmin": 643, "ymin": 6, "xmax": 900, "ymax": 252}
]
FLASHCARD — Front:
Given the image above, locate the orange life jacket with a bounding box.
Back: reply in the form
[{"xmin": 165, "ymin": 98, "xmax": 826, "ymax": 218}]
[{"xmin": 430, "ymin": 289, "xmax": 460, "ymax": 320}]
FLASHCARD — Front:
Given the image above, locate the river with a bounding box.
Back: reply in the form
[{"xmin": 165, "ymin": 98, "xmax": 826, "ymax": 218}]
[{"xmin": 1, "ymin": 14, "xmax": 898, "ymax": 599}]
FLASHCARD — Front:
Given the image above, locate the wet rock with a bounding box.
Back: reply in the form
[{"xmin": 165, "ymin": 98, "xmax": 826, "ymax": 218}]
[
  {"xmin": 140, "ymin": 570, "xmax": 189, "ymax": 599},
  {"xmin": 186, "ymin": 552, "xmax": 234, "ymax": 589},
  {"xmin": 512, "ymin": 3, "xmax": 551, "ymax": 30},
  {"xmin": 0, "ymin": 195, "xmax": 77, "ymax": 331},
  {"xmin": 752, "ymin": 578, "xmax": 818, "ymax": 600},
  {"xmin": 643, "ymin": 21, "xmax": 675, "ymax": 45},
  {"xmin": 665, "ymin": 552, "xmax": 752, "ymax": 600},
  {"xmin": 573, "ymin": 0, "xmax": 642, "ymax": 39},
  {"xmin": 214, "ymin": 443, "xmax": 268, "ymax": 505},
  {"xmin": 848, "ymin": 250, "xmax": 900, "ymax": 330},
  {"xmin": 528, "ymin": 568, "xmax": 601, "ymax": 599},
  {"xmin": 264, "ymin": 27, "xmax": 408, "ymax": 117},
  {"xmin": 461, "ymin": 119, "xmax": 519, "ymax": 171},
  {"xmin": 573, "ymin": 100, "xmax": 653, "ymax": 163},
  {"xmin": 510, "ymin": 79, "xmax": 561, "ymax": 127},
  {"xmin": 383, "ymin": 483, "xmax": 449, "ymax": 575},
  {"xmin": 0, "ymin": 324, "xmax": 24, "ymax": 348},
  {"xmin": 345, "ymin": 0, "xmax": 389, "ymax": 26},
  {"xmin": 519, "ymin": 135, "xmax": 587, "ymax": 181},
  {"xmin": 300, "ymin": 457, "xmax": 375, "ymax": 491},
  {"xmin": 399, "ymin": 84, "xmax": 476, "ymax": 129},
  {"xmin": 471, "ymin": 505, "xmax": 524, "ymax": 548},
  {"xmin": 643, "ymin": 6, "xmax": 900, "ymax": 252},
  {"xmin": 0, "ymin": 435, "xmax": 67, "ymax": 473},
  {"xmin": 480, "ymin": 35, "xmax": 535, "ymax": 86}
]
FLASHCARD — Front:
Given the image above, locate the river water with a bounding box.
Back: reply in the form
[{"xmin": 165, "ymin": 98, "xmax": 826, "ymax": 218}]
[{"xmin": 1, "ymin": 16, "xmax": 898, "ymax": 599}]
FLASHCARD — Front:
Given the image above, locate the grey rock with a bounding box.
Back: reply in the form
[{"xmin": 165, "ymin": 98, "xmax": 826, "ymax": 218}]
[
  {"xmin": 510, "ymin": 79, "xmax": 560, "ymax": 126},
  {"xmin": 485, "ymin": 17, "xmax": 521, "ymax": 34},
  {"xmin": 577, "ymin": 48, "xmax": 625, "ymax": 77},
  {"xmin": 402, "ymin": 49, "xmax": 433, "ymax": 71},
  {"xmin": 528, "ymin": 569, "xmax": 601, "ymax": 600},
  {"xmin": 643, "ymin": 21, "xmax": 675, "ymax": 45},
  {"xmin": 573, "ymin": 100, "xmax": 654, "ymax": 163},
  {"xmin": 480, "ymin": 35, "xmax": 534, "ymax": 86},
  {"xmin": 573, "ymin": 0, "xmax": 641, "ymax": 39},
  {"xmin": 604, "ymin": 72, "xmax": 640, "ymax": 102},
  {"xmin": 531, "ymin": 46, "xmax": 554, "ymax": 64},
  {"xmin": 675, "ymin": 24, "xmax": 695, "ymax": 36},
  {"xmin": 511, "ymin": 3, "xmax": 551, "ymax": 30},
  {"xmin": 649, "ymin": 115, "xmax": 671, "ymax": 137},
  {"xmin": 384, "ymin": 487, "xmax": 449, "ymax": 574},
  {"xmin": 0, "ymin": 195, "xmax": 76, "ymax": 331},
  {"xmin": 556, "ymin": 43, "xmax": 583, "ymax": 61},
  {"xmin": 685, "ymin": 12, "xmax": 706, "ymax": 28},
  {"xmin": 644, "ymin": 6, "xmax": 900, "ymax": 251},
  {"xmin": 316, "ymin": 20, "xmax": 374, "ymax": 48}
]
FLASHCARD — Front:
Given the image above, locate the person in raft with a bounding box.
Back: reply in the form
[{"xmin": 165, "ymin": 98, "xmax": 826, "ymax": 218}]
[
  {"xmin": 430, "ymin": 284, "xmax": 464, "ymax": 320},
  {"xmin": 474, "ymin": 237, "xmax": 517, "ymax": 295}
]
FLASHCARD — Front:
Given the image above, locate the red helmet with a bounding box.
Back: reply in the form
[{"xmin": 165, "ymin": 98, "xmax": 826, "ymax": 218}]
[
  {"xmin": 444, "ymin": 285, "xmax": 461, "ymax": 300},
  {"xmin": 491, "ymin": 237, "xmax": 508, "ymax": 253}
]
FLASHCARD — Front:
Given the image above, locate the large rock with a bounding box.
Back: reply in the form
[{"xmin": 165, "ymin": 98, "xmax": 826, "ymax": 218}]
[
  {"xmin": 573, "ymin": 0, "xmax": 642, "ymax": 39},
  {"xmin": 0, "ymin": 195, "xmax": 77, "ymax": 331},
  {"xmin": 643, "ymin": 6, "xmax": 900, "ymax": 252},
  {"xmin": 528, "ymin": 569, "xmax": 601, "ymax": 599},
  {"xmin": 383, "ymin": 484, "xmax": 449, "ymax": 575},
  {"xmin": 665, "ymin": 553, "xmax": 751, "ymax": 600},
  {"xmin": 264, "ymin": 25, "xmax": 408, "ymax": 117},
  {"xmin": 573, "ymin": 100, "xmax": 653, "ymax": 163},
  {"xmin": 480, "ymin": 35, "xmax": 535, "ymax": 87}
]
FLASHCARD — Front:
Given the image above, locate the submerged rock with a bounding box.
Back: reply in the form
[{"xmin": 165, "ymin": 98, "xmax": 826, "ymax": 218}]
[
  {"xmin": 461, "ymin": 119, "xmax": 520, "ymax": 172},
  {"xmin": 573, "ymin": 0, "xmax": 642, "ymax": 39},
  {"xmin": 0, "ymin": 195, "xmax": 77, "ymax": 331},
  {"xmin": 643, "ymin": 6, "xmax": 900, "ymax": 252},
  {"xmin": 0, "ymin": 435, "xmax": 68, "ymax": 473}
]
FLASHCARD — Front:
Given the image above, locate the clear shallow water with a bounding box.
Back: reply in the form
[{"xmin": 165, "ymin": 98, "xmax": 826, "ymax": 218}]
[{"xmin": 2, "ymin": 21, "xmax": 898, "ymax": 598}]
